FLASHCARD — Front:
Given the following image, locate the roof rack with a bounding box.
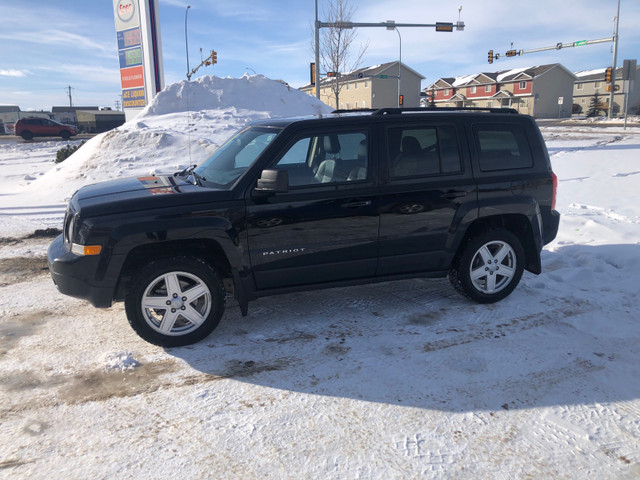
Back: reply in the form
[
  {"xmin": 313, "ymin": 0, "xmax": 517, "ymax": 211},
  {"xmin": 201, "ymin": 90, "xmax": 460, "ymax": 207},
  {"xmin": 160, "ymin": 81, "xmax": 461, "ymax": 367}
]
[
  {"xmin": 372, "ymin": 106, "xmax": 520, "ymax": 115},
  {"xmin": 331, "ymin": 108, "xmax": 378, "ymax": 114}
]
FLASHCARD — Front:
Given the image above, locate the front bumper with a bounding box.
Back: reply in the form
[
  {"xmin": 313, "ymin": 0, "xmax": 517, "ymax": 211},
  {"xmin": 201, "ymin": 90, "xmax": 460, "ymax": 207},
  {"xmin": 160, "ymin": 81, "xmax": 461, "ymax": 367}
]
[{"xmin": 47, "ymin": 234, "xmax": 113, "ymax": 308}]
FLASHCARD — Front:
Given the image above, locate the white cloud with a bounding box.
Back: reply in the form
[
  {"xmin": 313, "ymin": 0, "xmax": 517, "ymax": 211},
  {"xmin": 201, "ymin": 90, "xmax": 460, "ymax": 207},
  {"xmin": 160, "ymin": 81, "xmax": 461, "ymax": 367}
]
[{"xmin": 0, "ymin": 69, "xmax": 28, "ymax": 77}]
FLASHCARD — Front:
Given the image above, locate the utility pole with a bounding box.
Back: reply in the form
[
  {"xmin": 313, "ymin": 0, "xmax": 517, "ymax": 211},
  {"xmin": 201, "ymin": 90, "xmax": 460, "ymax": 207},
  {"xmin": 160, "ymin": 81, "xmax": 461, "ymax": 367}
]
[{"xmin": 66, "ymin": 85, "xmax": 74, "ymax": 108}]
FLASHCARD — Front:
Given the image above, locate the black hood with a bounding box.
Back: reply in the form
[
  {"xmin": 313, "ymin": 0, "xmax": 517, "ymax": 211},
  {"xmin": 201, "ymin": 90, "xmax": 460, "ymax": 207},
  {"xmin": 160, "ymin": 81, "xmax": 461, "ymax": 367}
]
[{"xmin": 71, "ymin": 174, "xmax": 234, "ymax": 217}]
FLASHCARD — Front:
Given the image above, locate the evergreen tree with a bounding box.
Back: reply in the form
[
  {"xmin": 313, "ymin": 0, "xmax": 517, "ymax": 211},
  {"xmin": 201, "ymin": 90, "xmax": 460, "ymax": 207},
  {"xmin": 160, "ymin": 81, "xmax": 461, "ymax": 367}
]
[{"xmin": 587, "ymin": 91, "xmax": 604, "ymax": 117}]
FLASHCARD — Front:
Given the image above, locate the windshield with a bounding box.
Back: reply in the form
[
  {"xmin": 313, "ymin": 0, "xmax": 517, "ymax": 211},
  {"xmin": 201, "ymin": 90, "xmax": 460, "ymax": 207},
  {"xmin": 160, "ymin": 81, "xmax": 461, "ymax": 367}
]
[{"xmin": 194, "ymin": 126, "xmax": 281, "ymax": 188}]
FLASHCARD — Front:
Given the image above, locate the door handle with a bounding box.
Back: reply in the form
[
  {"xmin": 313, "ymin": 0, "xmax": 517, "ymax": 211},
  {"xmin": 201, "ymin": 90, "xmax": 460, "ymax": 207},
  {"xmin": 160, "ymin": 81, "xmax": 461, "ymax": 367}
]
[
  {"xmin": 441, "ymin": 191, "xmax": 468, "ymax": 200},
  {"xmin": 342, "ymin": 200, "xmax": 372, "ymax": 208}
]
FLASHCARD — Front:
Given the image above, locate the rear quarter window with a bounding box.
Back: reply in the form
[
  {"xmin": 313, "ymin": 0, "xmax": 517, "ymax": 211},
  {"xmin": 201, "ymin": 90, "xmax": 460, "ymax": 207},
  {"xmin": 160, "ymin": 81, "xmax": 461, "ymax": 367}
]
[{"xmin": 473, "ymin": 123, "xmax": 533, "ymax": 171}]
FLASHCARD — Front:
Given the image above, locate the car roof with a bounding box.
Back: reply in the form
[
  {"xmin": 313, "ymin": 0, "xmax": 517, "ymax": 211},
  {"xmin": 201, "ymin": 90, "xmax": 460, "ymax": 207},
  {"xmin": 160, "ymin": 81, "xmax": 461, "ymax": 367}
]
[{"xmin": 249, "ymin": 107, "xmax": 526, "ymax": 130}]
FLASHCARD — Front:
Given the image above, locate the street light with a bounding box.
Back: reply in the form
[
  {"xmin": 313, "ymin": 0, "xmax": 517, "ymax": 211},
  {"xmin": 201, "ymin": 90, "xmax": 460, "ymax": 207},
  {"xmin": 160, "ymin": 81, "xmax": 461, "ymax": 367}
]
[
  {"xmin": 185, "ymin": 5, "xmax": 191, "ymax": 79},
  {"xmin": 386, "ymin": 21, "xmax": 402, "ymax": 107}
]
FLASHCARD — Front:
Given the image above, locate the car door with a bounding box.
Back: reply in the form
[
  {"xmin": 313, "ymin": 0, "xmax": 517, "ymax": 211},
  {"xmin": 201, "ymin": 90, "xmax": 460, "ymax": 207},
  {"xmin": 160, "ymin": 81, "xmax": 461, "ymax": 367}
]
[
  {"xmin": 41, "ymin": 119, "xmax": 58, "ymax": 136},
  {"xmin": 246, "ymin": 128, "xmax": 380, "ymax": 290},
  {"xmin": 378, "ymin": 122, "xmax": 477, "ymax": 275}
]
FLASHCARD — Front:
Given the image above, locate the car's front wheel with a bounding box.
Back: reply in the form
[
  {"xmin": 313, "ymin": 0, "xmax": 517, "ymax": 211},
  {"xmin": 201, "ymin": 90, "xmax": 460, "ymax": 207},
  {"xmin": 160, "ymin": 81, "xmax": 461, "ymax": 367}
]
[
  {"xmin": 124, "ymin": 256, "xmax": 225, "ymax": 347},
  {"xmin": 60, "ymin": 130, "xmax": 71, "ymax": 140},
  {"xmin": 449, "ymin": 229, "xmax": 524, "ymax": 303}
]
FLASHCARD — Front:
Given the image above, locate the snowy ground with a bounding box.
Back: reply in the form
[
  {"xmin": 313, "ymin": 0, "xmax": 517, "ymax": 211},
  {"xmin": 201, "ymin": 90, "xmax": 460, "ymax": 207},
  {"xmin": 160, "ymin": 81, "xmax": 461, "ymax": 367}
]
[{"xmin": 1, "ymin": 77, "xmax": 639, "ymax": 478}]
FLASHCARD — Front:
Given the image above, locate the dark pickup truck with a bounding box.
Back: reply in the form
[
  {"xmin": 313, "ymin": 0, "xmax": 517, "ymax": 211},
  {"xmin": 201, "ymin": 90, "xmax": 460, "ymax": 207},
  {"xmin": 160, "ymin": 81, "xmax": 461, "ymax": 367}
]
[{"xmin": 48, "ymin": 107, "xmax": 559, "ymax": 346}]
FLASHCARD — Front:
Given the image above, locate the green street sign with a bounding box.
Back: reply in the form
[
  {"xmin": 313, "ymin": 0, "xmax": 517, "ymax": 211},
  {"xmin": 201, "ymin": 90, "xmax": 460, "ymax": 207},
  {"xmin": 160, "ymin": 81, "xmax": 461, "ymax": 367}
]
[
  {"xmin": 574, "ymin": 40, "xmax": 587, "ymax": 47},
  {"xmin": 379, "ymin": 74, "xmax": 388, "ymax": 79}
]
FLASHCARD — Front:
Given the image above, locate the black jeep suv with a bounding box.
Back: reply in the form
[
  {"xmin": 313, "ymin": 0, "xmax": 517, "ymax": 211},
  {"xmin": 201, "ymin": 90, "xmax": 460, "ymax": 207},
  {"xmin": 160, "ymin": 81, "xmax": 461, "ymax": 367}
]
[{"xmin": 48, "ymin": 107, "xmax": 559, "ymax": 346}]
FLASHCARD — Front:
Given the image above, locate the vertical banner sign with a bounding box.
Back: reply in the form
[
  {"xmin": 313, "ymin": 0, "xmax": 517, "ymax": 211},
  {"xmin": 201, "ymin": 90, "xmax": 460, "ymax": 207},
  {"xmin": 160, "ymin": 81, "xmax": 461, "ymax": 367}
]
[
  {"xmin": 113, "ymin": 0, "xmax": 164, "ymax": 120},
  {"xmin": 114, "ymin": 0, "xmax": 146, "ymax": 113}
]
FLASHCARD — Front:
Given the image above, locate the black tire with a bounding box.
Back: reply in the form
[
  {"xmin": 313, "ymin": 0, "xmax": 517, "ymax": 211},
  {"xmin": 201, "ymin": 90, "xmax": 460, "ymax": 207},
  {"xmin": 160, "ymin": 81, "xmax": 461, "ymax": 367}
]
[
  {"xmin": 60, "ymin": 130, "xmax": 71, "ymax": 140},
  {"xmin": 124, "ymin": 256, "xmax": 225, "ymax": 347},
  {"xmin": 449, "ymin": 229, "xmax": 525, "ymax": 303},
  {"xmin": 21, "ymin": 131, "xmax": 33, "ymax": 140}
]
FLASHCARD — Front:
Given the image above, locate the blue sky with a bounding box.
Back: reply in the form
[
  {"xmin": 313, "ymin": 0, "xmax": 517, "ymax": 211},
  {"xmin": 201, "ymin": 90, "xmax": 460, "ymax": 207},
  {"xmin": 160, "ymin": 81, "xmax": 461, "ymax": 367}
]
[{"xmin": 1, "ymin": 0, "xmax": 639, "ymax": 111}]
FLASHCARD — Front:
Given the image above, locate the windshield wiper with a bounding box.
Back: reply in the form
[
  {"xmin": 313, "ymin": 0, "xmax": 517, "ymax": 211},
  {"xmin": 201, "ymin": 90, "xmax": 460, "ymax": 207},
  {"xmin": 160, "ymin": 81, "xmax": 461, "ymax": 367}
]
[
  {"xmin": 191, "ymin": 171, "xmax": 206, "ymax": 186},
  {"xmin": 174, "ymin": 165, "xmax": 205, "ymax": 185},
  {"xmin": 175, "ymin": 165, "xmax": 197, "ymax": 177}
]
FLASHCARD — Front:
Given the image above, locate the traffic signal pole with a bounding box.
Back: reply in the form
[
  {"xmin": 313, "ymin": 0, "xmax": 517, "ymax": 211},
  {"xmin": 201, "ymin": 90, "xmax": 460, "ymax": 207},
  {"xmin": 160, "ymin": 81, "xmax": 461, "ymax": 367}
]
[
  {"xmin": 608, "ymin": 0, "xmax": 621, "ymax": 119},
  {"xmin": 313, "ymin": 0, "xmax": 464, "ymax": 102},
  {"xmin": 488, "ymin": 37, "xmax": 614, "ymax": 64}
]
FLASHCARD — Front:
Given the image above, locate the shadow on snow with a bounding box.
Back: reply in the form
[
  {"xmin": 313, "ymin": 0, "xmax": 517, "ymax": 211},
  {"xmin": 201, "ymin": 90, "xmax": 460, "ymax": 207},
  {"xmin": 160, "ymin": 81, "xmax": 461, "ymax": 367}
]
[{"xmin": 166, "ymin": 243, "xmax": 640, "ymax": 412}]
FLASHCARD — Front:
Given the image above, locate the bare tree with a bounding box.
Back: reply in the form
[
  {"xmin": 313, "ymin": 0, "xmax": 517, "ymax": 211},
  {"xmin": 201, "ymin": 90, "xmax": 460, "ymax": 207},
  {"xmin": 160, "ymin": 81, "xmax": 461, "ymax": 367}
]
[{"xmin": 319, "ymin": 0, "xmax": 368, "ymax": 108}]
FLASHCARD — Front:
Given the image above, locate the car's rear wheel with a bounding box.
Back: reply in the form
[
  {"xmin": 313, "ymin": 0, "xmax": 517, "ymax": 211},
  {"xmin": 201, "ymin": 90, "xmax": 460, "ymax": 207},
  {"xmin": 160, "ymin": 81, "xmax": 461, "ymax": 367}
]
[
  {"xmin": 449, "ymin": 229, "xmax": 524, "ymax": 303},
  {"xmin": 20, "ymin": 131, "xmax": 33, "ymax": 140},
  {"xmin": 60, "ymin": 130, "xmax": 71, "ymax": 140},
  {"xmin": 124, "ymin": 256, "xmax": 225, "ymax": 347}
]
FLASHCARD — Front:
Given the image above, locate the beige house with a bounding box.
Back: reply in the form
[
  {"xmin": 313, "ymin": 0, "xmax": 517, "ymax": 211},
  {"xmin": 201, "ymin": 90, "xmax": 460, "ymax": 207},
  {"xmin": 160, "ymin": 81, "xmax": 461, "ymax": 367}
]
[
  {"xmin": 426, "ymin": 64, "xmax": 576, "ymax": 118},
  {"xmin": 300, "ymin": 61, "xmax": 425, "ymax": 110},
  {"xmin": 573, "ymin": 65, "xmax": 640, "ymax": 116}
]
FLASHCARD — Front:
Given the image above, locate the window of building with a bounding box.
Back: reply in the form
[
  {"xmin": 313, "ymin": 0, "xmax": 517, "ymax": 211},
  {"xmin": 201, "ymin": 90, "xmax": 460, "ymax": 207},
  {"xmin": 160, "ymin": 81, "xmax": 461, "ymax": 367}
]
[
  {"xmin": 519, "ymin": 81, "xmax": 527, "ymax": 89},
  {"xmin": 346, "ymin": 83, "xmax": 350, "ymax": 90},
  {"xmin": 354, "ymin": 82, "xmax": 358, "ymax": 90},
  {"xmin": 576, "ymin": 83, "xmax": 584, "ymax": 90},
  {"xmin": 362, "ymin": 100, "xmax": 366, "ymax": 108},
  {"xmin": 355, "ymin": 102, "xmax": 358, "ymax": 108},
  {"xmin": 485, "ymin": 85, "xmax": 492, "ymax": 93},
  {"xmin": 470, "ymin": 86, "xmax": 477, "ymax": 94},
  {"xmin": 444, "ymin": 89, "xmax": 450, "ymax": 96},
  {"xmin": 365, "ymin": 81, "xmax": 369, "ymax": 88},
  {"xmin": 594, "ymin": 81, "xmax": 601, "ymax": 88}
]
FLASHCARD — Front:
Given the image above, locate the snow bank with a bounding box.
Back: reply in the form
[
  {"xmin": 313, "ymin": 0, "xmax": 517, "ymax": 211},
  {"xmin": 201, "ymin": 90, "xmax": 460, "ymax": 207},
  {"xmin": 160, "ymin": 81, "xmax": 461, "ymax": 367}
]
[
  {"xmin": 17, "ymin": 75, "xmax": 332, "ymax": 205},
  {"xmin": 140, "ymin": 74, "xmax": 330, "ymax": 118}
]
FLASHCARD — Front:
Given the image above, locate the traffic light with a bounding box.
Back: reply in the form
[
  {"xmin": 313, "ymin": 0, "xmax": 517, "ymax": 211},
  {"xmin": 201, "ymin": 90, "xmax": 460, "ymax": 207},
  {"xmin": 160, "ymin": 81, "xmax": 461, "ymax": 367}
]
[
  {"xmin": 505, "ymin": 50, "xmax": 517, "ymax": 57},
  {"xmin": 488, "ymin": 50, "xmax": 494, "ymax": 64},
  {"xmin": 310, "ymin": 62, "xmax": 316, "ymax": 85},
  {"xmin": 399, "ymin": 94, "xmax": 404, "ymax": 106},
  {"xmin": 211, "ymin": 50, "xmax": 218, "ymax": 64},
  {"xmin": 604, "ymin": 67, "xmax": 612, "ymax": 83},
  {"xmin": 327, "ymin": 71, "xmax": 339, "ymax": 77}
]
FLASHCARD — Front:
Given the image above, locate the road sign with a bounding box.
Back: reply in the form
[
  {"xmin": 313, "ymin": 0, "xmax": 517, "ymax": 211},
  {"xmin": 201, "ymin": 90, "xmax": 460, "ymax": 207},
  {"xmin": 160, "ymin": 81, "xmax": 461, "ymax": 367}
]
[
  {"xmin": 380, "ymin": 74, "xmax": 388, "ymax": 79},
  {"xmin": 573, "ymin": 40, "xmax": 587, "ymax": 47}
]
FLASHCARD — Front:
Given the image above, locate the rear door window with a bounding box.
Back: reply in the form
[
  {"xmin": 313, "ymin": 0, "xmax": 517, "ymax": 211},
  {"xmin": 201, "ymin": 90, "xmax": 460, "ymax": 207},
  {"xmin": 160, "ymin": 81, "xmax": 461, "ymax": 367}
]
[
  {"xmin": 473, "ymin": 124, "xmax": 533, "ymax": 171},
  {"xmin": 387, "ymin": 125, "xmax": 462, "ymax": 178}
]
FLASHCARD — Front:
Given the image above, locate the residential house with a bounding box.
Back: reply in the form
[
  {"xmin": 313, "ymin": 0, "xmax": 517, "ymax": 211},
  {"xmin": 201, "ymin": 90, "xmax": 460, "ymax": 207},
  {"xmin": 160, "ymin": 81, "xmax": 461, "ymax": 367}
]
[
  {"xmin": 426, "ymin": 64, "xmax": 576, "ymax": 118},
  {"xmin": 573, "ymin": 64, "xmax": 640, "ymax": 116},
  {"xmin": 300, "ymin": 61, "xmax": 425, "ymax": 110}
]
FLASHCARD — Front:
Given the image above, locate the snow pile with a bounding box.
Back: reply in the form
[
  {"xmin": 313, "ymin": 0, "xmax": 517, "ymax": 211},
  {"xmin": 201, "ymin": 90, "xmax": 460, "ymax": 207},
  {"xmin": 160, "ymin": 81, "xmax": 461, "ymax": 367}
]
[
  {"xmin": 103, "ymin": 351, "xmax": 141, "ymax": 372},
  {"xmin": 14, "ymin": 75, "xmax": 332, "ymax": 205},
  {"xmin": 140, "ymin": 74, "xmax": 329, "ymax": 118}
]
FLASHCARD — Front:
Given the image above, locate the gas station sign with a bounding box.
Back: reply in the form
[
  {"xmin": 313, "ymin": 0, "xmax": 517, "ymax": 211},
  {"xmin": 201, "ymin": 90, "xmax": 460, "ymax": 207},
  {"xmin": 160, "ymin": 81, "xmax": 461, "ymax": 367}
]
[{"xmin": 113, "ymin": 0, "xmax": 164, "ymax": 120}]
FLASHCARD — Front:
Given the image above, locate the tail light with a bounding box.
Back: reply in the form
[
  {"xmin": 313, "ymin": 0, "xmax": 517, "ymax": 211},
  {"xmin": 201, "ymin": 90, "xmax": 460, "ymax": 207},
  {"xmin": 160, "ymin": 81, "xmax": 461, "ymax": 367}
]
[{"xmin": 551, "ymin": 171, "xmax": 558, "ymax": 211}]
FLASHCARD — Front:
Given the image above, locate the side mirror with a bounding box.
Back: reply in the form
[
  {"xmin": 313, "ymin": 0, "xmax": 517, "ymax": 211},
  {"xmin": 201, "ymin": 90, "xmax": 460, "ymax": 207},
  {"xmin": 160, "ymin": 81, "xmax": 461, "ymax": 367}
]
[{"xmin": 255, "ymin": 169, "xmax": 289, "ymax": 194}]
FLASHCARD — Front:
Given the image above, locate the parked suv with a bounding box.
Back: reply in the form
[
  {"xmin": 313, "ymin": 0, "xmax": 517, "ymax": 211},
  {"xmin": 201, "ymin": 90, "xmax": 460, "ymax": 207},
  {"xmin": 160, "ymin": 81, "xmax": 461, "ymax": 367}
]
[
  {"xmin": 14, "ymin": 117, "xmax": 77, "ymax": 140},
  {"xmin": 48, "ymin": 107, "xmax": 559, "ymax": 346}
]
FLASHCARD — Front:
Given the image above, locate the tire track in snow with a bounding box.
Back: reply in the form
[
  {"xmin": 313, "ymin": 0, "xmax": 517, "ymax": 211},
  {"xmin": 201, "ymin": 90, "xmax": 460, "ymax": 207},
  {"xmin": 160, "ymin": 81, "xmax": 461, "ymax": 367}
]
[{"xmin": 422, "ymin": 306, "xmax": 584, "ymax": 353}]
